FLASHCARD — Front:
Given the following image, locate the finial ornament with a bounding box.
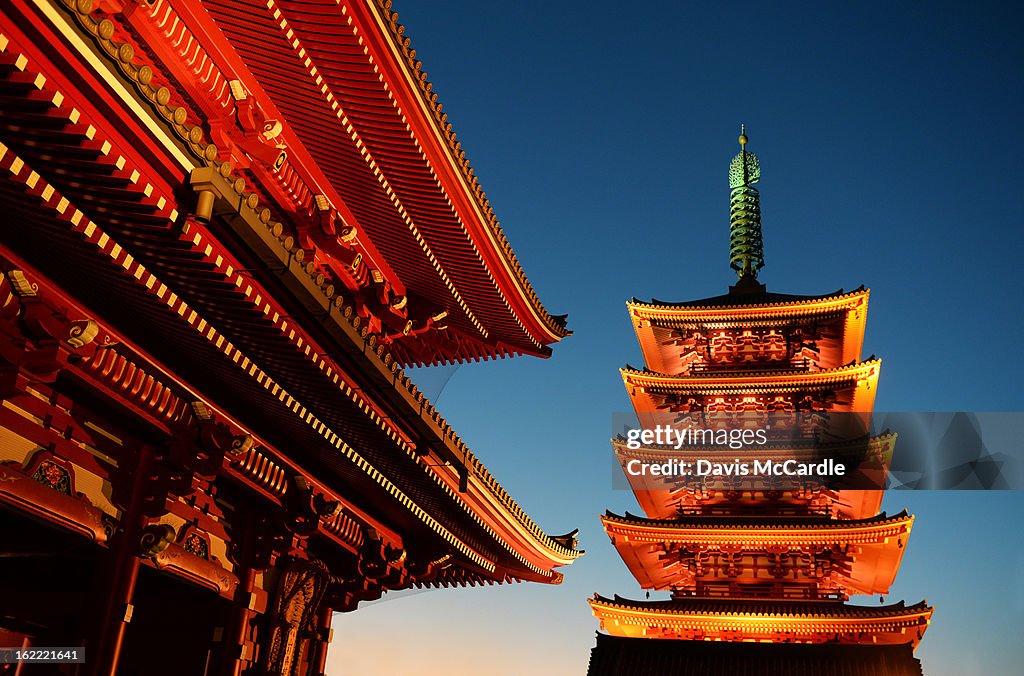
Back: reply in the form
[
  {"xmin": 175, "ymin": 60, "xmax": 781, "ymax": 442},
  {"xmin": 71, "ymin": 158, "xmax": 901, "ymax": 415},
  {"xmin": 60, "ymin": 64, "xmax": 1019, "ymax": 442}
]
[{"xmin": 728, "ymin": 124, "xmax": 764, "ymax": 280}]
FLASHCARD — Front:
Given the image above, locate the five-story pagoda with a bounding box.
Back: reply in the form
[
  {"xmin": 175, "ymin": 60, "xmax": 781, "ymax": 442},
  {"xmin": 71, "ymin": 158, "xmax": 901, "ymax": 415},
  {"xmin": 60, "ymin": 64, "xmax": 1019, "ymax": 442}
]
[{"xmin": 587, "ymin": 128, "xmax": 932, "ymax": 675}]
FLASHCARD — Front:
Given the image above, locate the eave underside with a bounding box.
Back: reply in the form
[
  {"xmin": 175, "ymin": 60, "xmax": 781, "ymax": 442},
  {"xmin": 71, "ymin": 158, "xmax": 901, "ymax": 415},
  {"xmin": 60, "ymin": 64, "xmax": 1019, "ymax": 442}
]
[
  {"xmin": 0, "ymin": 15, "xmax": 579, "ymax": 585},
  {"xmin": 0, "ymin": 149, "xmax": 568, "ymax": 584}
]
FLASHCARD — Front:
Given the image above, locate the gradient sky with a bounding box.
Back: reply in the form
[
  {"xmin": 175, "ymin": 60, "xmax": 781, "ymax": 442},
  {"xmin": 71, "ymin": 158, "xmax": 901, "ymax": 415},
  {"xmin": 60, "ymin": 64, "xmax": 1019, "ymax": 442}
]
[{"xmin": 327, "ymin": 2, "xmax": 1024, "ymax": 674}]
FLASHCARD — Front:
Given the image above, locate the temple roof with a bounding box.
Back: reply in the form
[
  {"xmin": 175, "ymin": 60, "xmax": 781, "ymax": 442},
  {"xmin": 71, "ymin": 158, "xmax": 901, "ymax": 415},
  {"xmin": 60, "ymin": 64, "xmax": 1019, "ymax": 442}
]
[
  {"xmin": 621, "ymin": 358, "xmax": 879, "ymax": 387},
  {"xmin": 197, "ymin": 0, "xmax": 569, "ymax": 363},
  {"xmin": 85, "ymin": 0, "xmax": 569, "ymax": 365},
  {"xmin": 0, "ymin": 4, "xmax": 580, "ymax": 589},
  {"xmin": 631, "ymin": 286, "xmax": 867, "ymax": 314},
  {"xmin": 592, "ymin": 594, "xmax": 931, "ymax": 619},
  {"xmin": 588, "ymin": 594, "xmax": 933, "ymax": 649},
  {"xmin": 602, "ymin": 509, "xmax": 911, "ymax": 532},
  {"xmin": 367, "ymin": 2, "xmax": 571, "ymax": 342}
]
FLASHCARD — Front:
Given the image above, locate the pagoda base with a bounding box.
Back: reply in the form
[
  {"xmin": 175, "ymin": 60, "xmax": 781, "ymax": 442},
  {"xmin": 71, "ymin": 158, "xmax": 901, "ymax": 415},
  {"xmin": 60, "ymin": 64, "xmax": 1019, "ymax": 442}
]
[{"xmin": 587, "ymin": 633, "xmax": 924, "ymax": 676}]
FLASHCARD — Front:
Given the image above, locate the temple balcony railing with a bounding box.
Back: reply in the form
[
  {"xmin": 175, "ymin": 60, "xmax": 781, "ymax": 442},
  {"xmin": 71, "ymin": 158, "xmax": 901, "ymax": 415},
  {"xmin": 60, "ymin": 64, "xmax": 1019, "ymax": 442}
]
[
  {"xmin": 687, "ymin": 357, "xmax": 813, "ymax": 376},
  {"xmin": 671, "ymin": 583, "xmax": 845, "ymax": 601}
]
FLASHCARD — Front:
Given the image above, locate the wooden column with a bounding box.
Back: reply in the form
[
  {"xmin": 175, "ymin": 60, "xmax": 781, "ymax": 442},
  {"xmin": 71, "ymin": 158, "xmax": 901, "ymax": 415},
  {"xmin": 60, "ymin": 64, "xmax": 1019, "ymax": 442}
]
[
  {"xmin": 85, "ymin": 444, "xmax": 154, "ymax": 676},
  {"xmin": 310, "ymin": 604, "xmax": 335, "ymax": 676},
  {"xmin": 221, "ymin": 566, "xmax": 257, "ymax": 676}
]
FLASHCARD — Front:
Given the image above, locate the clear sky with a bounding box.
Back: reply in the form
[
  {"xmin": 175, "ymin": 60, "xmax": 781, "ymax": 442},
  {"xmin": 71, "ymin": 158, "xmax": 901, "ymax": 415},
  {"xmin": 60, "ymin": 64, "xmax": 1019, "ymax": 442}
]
[{"xmin": 328, "ymin": 2, "xmax": 1024, "ymax": 674}]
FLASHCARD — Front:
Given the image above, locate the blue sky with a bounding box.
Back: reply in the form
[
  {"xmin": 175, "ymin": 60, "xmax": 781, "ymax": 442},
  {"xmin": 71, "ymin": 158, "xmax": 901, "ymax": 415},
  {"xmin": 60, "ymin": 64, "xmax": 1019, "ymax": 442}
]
[{"xmin": 329, "ymin": 3, "xmax": 1024, "ymax": 674}]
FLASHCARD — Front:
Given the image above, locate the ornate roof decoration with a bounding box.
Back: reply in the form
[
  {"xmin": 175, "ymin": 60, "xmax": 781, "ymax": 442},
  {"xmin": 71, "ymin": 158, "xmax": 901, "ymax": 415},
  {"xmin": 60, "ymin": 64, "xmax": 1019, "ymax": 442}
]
[{"xmin": 728, "ymin": 124, "xmax": 764, "ymax": 281}]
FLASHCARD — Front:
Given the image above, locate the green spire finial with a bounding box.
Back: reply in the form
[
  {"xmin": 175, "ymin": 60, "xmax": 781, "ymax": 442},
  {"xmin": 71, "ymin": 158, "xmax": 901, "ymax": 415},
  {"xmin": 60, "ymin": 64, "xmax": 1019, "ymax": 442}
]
[{"xmin": 728, "ymin": 124, "xmax": 764, "ymax": 280}]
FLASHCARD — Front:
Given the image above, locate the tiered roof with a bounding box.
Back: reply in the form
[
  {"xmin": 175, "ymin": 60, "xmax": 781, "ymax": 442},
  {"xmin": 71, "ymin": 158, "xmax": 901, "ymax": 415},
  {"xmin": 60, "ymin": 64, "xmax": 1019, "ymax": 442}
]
[{"xmin": 591, "ymin": 129, "xmax": 929, "ymax": 667}]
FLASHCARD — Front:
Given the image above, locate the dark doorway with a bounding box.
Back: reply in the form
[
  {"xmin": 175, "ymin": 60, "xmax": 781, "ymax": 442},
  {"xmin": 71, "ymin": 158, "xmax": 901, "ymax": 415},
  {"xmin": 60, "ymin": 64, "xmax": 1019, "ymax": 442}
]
[{"xmin": 116, "ymin": 566, "xmax": 231, "ymax": 676}]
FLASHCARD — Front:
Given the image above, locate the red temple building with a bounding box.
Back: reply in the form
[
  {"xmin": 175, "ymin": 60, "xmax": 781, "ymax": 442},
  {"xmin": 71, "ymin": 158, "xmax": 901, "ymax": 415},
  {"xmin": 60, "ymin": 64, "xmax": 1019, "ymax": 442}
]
[
  {"xmin": 588, "ymin": 129, "xmax": 932, "ymax": 674},
  {"xmin": 0, "ymin": 1, "xmax": 581, "ymax": 674}
]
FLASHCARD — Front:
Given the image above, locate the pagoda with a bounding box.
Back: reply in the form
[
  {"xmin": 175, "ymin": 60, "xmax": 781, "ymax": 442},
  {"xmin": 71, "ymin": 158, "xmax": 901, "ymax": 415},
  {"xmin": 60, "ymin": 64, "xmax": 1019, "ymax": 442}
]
[
  {"xmin": 0, "ymin": 1, "xmax": 581, "ymax": 675},
  {"xmin": 588, "ymin": 128, "xmax": 932, "ymax": 674}
]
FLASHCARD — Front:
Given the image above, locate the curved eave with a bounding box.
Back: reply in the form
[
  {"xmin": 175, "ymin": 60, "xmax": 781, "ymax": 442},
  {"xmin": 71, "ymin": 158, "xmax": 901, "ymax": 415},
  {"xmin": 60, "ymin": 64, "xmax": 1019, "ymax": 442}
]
[
  {"xmin": 621, "ymin": 360, "xmax": 881, "ymax": 415},
  {"xmin": 602, "ymin": 509, "xmax": 912, "ymax": 536},
  {"xmin": 589, "ymin": 595, "xmax": 933, "ymax": 648},
  {"xmin": 621, "ymin": 359, "xmax": 881, "ymax": 392},
  {"xmin": 363, "ymin": 0, "xmax": 570, "ymax": 345},
  {"xmin": 591, "ymin": 594, "xmax": 932, "ymax": 619},
  {"xmin": 460, "ymin": 469, "xmax": 582, "ymax": 572},
  {"xmin": 628, "ymin": 288, "xmax": 870, "ymax": 321}
]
